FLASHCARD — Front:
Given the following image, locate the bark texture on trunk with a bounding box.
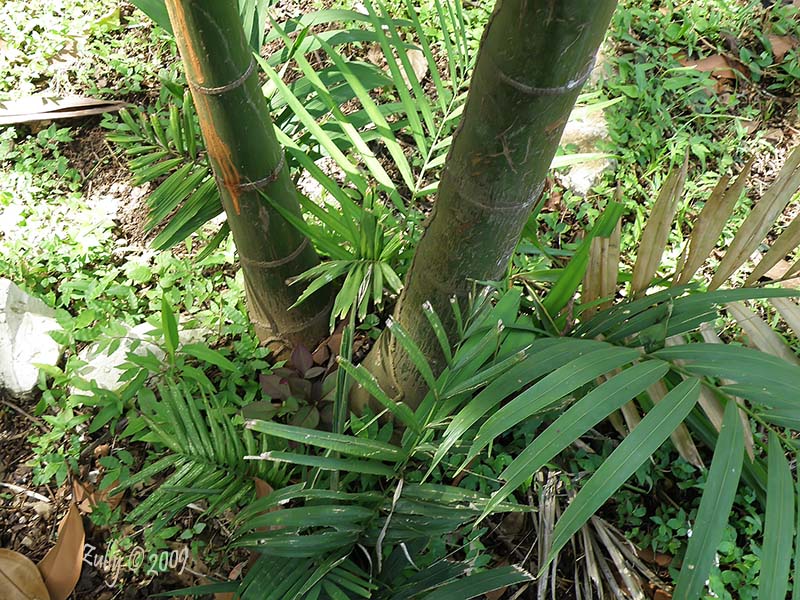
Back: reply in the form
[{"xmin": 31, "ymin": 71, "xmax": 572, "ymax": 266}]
[
  {"xmin": 165, "ymin": 0, "xmax": 331, "ymax": 350},
  {"xmin": 354, "ymin": 0, "xmax": 618, "ymax": 411}
]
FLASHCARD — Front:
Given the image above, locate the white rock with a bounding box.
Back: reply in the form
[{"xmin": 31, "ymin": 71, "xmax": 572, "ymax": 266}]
[
  {"xmin": 0, "ymin": 278, "xmax": 65, "ymax": 397},
  {"xmin": 588, "ymin": 46, "xmax": 611, "ymax": 87},
  {"xmin": 75, "ymin": 323, "xmax": 165, "ymax": 392},
  {"xmin": 75, "ymin": 320, "xmax": 207, "ymax": 392},
  {"xmin": 559, "ymin": 106, "xmax": 615, "ymax": 196}
]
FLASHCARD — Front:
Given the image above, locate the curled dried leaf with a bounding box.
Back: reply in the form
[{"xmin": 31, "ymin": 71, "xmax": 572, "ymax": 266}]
[
  {"xmin": 0, "ymin": 549, "xmax": 51, "ymax": 600},
  {"xmin": 37, "ymin": 504, "xmax": 84, "ymax": 600}
]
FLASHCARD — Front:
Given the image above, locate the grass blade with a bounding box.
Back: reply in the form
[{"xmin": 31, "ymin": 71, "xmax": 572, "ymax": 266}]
[{"xmin": 161, "ymin": 295, "xmax": 179, "ymax": 358}]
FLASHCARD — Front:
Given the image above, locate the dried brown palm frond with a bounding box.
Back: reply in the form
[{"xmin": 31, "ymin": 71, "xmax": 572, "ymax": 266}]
[
  {"xmin": 582, "ymin": 144, "xmax": 800, "ymax": 460},
  {"xmin": 528, "ymin": 470, "xmax": 669, "ymax": 599}
]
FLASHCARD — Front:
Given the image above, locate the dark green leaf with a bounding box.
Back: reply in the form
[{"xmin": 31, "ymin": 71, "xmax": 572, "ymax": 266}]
[
  {"xmin": 674, "ymin": 398, "xmax": 744, "ymax": 599},
  {"xmin": 759, "ymin": 432, "xmax": 794, "ymax": 600}
]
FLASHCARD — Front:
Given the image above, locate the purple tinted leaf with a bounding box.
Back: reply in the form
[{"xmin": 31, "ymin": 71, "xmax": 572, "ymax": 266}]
[
  {"xmin": 272, "ymin": 367, "xmax": 296, "ymax": 378},
  {"xmin": 304, "ymin": 366, "xmax": 326, "ymax": 379},
  {"xmin": 288, "ymin": 377, "xmax": 313, "ymax": 400},
  {"xmin": 260, "ymin": 374, "xmax": 290, "ymax": 400},
  {"xmin": 291, "ymin": 344, "xmax": 314, "ymax": 374},
  {"xmin": 290, "ymin": 405, "xmax": 320, "ymax": 429},
  {"xmin": 242, "ymin": 401, "xmax": 281, "ymax": 421},
  {"xmin": 311, "ymin": 380, "xmax": 324, "ymax": 403}
]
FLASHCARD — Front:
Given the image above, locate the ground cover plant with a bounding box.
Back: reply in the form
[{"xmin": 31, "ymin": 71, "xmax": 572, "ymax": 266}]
[{"xmin": 1, "ymin": 1, "xmax": 800, "ymax": 599}]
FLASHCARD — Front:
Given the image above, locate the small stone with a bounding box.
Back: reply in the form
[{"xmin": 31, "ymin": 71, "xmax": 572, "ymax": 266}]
[
  {"xmin": 74, "ymin": 319, "xmax": 208, "ymax": 392},
  {"xmin": 558, "ymin": 106, "xmax": 615, "ymax": 196},
  {"xmin": 31, "ymin": 501, "xmax": 52, "ymax": 520},
  {"xmin": 20, "ymin": 535, "xmax": 34, "ymax": 548},
  {"xmin": 93, "ymin": 444, "xmax": 111, "ymax": 458}
]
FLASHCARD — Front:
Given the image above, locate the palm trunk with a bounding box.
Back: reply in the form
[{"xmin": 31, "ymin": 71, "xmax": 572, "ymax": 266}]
[
  {"xmin": 354, "ymin": 0, "xmax": 618, "ymax": 411},
  {"xmin": 165, "ymin": 0, "xmax": 331, "ymax": 350}
]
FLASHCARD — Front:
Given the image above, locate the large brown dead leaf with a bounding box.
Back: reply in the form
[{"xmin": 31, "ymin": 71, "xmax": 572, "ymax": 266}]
[
  {"xmin": 769, "ymin": 34, "xmax": 798, "ymax": 61},
  {"xmin": 37, "ymin": 504, "xmax": 84, "ymax": 600},
  {"xmin": 0, "ymin": 549, "xmax": 51, "ymax": 600},
  {"xmin": 680, "ymin": 54, "xmax": 741, "ymax": 80}
]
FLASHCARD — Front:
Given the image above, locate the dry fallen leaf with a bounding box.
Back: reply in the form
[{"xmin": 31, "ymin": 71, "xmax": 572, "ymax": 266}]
[
  {"xmin": 253, "ymin": 477, "xmax": 273, "ymax": 499},
  {"xmin": 763, "ymin": 259, "xmax": 800, "ymax": 289},
  {"xmin": 403, "ymin": 48, "xmax": 429, "ymax": 86},
  {"xmin": 0, "ymin": 95, "xmax": 128, "ymax": 125},
  {"xmin": 681, "ymin": 54, "xmax": 740, "ymax": 80},
  {"xmin": 0, "ymin": 549, "xmax": 51, "ymax": 600},
  {"xmin": 252, "ymin": 477, "xmax": 284, "ymax": 533},
  {"xmin": 72, "ymin": 478, "xmax": 123, "ymax": 514},
  {"xmin": 213, "ymin": 560, "xmax": 250, "ymax": 600},
  {"xmin": 637, "ymin": 547, "xmax": 674, "ymax": 568},
  {"xmin": 37, "ymin": 504, "xmax": 85, "ymax": 600},
  {"xmin": 366, "ymin": 43, "xmax": 384, "ymax": 67},
  {"xmin": 768, "ymin": 34, "xmax": 798, "ymax": 61},
  {"xmin": 93, "ymin": 444, "xmax": 111, "ymax": 459},
  {"xmin": 741, "ymin": 119, "xmax": 761, "ymax": 135}
]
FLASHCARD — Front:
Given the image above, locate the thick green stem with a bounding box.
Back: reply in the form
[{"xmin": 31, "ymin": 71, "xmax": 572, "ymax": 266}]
[
  {"xmin": 354, "ymin": 0, "xmax": 618, "ymax": 411},
  {"xmin": 165, "ymin": 0, "xmax": 331, "ymax": 351}
]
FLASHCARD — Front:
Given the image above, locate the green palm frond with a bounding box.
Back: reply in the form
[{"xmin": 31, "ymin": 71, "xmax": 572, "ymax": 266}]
[
  {"xmin": 254, "ymin": 181, "xmax": 408, "ymax": 328},
  {"xmin": 264, "ymin": 0, "xmax": 473, "ymax": 206},
  {"xmin": 231, "ymin": 271, "xmax": 798, "ymax": 596},
  {"xmin": 113, "ymin": 382, "xmax": 288, "ymax": 528},
  {"xmin": 104, "ymin": 90, "xmax": 224, "ymax": 251},
  {"xmin": 130, "ymin": 0, "xmax": 272, "ymax": 51},
  {"xmin": 225, "ymin": 480, "xmax": 529, "ymax": 599}
]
